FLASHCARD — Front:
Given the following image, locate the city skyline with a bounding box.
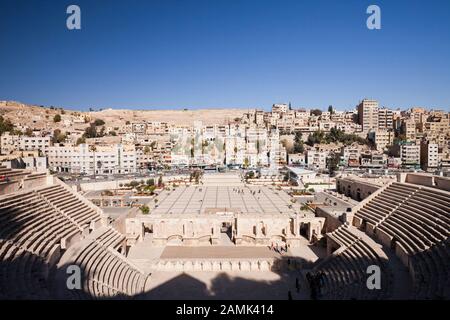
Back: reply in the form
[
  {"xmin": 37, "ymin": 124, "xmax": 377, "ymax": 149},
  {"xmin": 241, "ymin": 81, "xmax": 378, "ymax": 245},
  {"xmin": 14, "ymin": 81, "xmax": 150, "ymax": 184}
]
[
  {"xmin": 1, "ymin": 0, "xmax": 449, "ymax": 111},
  {"xmin": 1, "ymin": 98, "xmax": 447, "ymax": 113}
]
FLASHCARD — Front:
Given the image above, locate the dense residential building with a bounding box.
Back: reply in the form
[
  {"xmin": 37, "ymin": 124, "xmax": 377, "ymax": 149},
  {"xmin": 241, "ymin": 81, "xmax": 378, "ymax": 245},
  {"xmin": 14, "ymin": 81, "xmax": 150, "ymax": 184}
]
[
  {"xmin": 357, "ymin": 99, "xmax": 379, "ymax": 132},
  {"xmin": 378, "ymin": 107, "xmax": 394, "ymax": 129},
  {"xmin": 46, "ymin": 143, "xmax": 136, "ymax": 174},
  {"xmin": 397, "ymin": 143, "xmax": 421, "ymax": 168},
  {"xmin": 306, "ymin": 149, "xmax": 327, "ymax": 170},
  {"xmin": 0, "ymin": 132, "xmax": 51, "ymax": 155},
  {"xmin": 368, "ymin": 129, "xmax": 394, "ymax": 151},
  {"xmin": 420, "ymin": 139, "xmax": 439, "ymax": 171},
  {"xmin": 401, "ymin": 119, "xmax": 417, "ymax": 140},
  {"xmin": 1, "ymin": 99, "xmax": 448, "ymax": 174}
]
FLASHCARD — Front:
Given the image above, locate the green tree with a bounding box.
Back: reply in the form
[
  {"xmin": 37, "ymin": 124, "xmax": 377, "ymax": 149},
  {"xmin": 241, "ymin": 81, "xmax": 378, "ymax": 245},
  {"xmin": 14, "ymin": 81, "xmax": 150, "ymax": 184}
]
[
  {"xmin": 328, "ymin": 105, "xmax": 334, "ymax": 114},
  {"xmin": 327, "ymin": 152, "xmax": 340, "ymax": 175},
  {"xmin": 310, "ymin": 109, "xmax": 322, "ymax": 116},
  {"xmin": 25, "ymin": 128, "xmax": 34, "ymax": 137},
  {"xmin": 94, "ymin": 119, "xmax": 105, "ymax": 126},
  {"xmin": 84, "ymin": 124, "xmax": 102, "ymax": 138},
  {"xmin": 306, "ymin": 130, "xmax": 326, "ymax": 146},
  {"xmin": 76, "ymin": 136, "xmax": 86, "ymax": 145},
  {"xmin": 53, "ymin": 114, "xmax": 61, "ymax": 122},
  {"xmin": 140, "ymin": 205, "xmax": 150, "ymax": 215},
  {"xmin": 0, "ymin": 116, "xmax": 14, "ymax": 135},
  {"xmin": 129, "ymin": 180, "xmax": 140, "ymax": 188},
  {"xmin": 243, "ymin": 157, "xmax": 250, "ymax": 168},
  {"xmin": 293, "ymin": 131, "xmax": 304, "ymax": 153},
  {"xmin": 52, "ymin": 129, "xmax": 67, "ymax": 143}
]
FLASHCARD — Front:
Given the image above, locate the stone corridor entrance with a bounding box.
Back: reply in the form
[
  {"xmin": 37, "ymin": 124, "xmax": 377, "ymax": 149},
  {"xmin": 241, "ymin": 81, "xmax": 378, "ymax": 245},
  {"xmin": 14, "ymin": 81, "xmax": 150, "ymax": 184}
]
[{"xmin": 220, "ymin": 222, "xmax": 234, "ymax": 246}]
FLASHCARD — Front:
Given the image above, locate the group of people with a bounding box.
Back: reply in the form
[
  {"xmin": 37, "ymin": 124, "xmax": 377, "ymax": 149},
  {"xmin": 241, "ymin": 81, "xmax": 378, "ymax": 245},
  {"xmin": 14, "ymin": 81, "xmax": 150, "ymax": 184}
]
[
  {"xmin": 232, "ymin": 188, "xmax": 245, "ymax": 194},
  {"xmin": 269, "ymin": 242, "xmax": 289, "ymax": 254}
]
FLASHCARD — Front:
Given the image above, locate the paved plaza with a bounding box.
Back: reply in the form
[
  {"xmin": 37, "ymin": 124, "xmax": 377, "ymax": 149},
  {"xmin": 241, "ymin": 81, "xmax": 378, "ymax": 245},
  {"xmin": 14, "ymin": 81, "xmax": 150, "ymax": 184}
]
[{"xmin": 151, "ymin": 185, "xmax": 301, "ymax": 215}]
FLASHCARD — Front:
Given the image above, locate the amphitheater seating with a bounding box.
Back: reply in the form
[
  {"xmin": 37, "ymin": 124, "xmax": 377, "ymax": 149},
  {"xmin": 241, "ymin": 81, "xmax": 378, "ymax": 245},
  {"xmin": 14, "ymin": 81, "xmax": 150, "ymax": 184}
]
[
  {"xmin": 36, "ymin": 184, "xmax": 102, "ymax": 230},
  {"xmin": 0, "ymin": 176, "xmax": 151, "ymax": 300},
  {"xmin": 353, "ymin": 182, "xmax": 450, "ymax": 299},
  {"xmin": 355, "ymin": 182, "xmax": 419, "ymax": 226},
  {"xmin": 64, "ymin": 227, "xmax": 150, "ymax": 299},
  {"xmin": 308, "ymin": 225, "xmax": 391, "ymax": 300},
  {"xmin": 0, "ymin": 183, "xmax": 103, "ymax": 299},
  {"xmin": 0, "ymin": 167, "xmax": 30, "ymax": 181},
  {"xmin": 0, "ymin": 191, "xmax": 78, "ymax": 298}
]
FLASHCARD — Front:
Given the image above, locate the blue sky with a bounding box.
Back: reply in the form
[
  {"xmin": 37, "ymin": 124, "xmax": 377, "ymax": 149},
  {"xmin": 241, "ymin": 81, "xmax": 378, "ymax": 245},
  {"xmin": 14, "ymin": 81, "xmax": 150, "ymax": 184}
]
[{"xmin": 0, "ymin": 0, "xmax": 449, "ymax": 111}]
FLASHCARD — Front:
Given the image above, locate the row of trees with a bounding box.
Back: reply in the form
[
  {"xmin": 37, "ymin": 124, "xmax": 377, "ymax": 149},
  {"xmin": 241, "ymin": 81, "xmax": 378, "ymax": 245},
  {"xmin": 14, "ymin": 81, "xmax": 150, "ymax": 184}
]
[
  {"xmin": 284, "ymin": 128, "xmax": 370, "ymax": 155},
  {"xmin": 305, "ymin": 128, "xmax": 369, "ymax": 147},
  {"xmin": 76, "ymin": 119, "xmax": 108, "ymax": 145}
]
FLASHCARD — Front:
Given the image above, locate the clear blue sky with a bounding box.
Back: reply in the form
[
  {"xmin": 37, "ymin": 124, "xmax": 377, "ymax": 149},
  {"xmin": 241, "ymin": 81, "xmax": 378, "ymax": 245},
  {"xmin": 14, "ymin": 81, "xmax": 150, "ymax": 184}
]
[{"xmin": 0, "ymin": 0, "xmax": 449, "ymax": 111}]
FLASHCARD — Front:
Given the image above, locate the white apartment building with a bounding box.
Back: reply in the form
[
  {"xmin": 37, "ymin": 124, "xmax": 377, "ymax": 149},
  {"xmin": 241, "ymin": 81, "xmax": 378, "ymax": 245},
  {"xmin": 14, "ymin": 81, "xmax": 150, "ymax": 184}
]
[
  {"xmin": 330, "ymin": 111, "xmax": 345, "ymax": 122},
  {"xmin": 272, "ymin": 104, "xmax": 289, "ymax": 113},
  {"xmin": 245, "ymin": 127, "xmax": 269, "ymax": 167},
  {"xmin": 320, "ymin": 112, "xmax": 331, "ymax": 121},
  {"xmin": 0, "ymin": 133, "xmax": 51, "ymax": 155},
  {"xmin": 306, "ymin": 149, "xmax": 327, "ymax": 170},
  {"xmin": 131, "ymin": 123, "xmax": 147, "ymax": 134},
  {"xmin": 341, "ymin": 146, "xmax": 361, "ymax": 167},
  {"xmin": 224, "ymin": 124, "xmax": 246, "ymax": 166},
  {"xmin": 20, "ymin": 136, "xmax": 51, "ymax": 153},
  {"xmin": 288, "ymin": 153, "xmax": 306, "ymax": 166},
  {"xmin": 46, "ymin": 143, "xmax": 136, "ymax": 175},
  {"xmin": 420, "ymin": 140, "xmax": 439, "ymax": 171},
  {"xmin": 399, "ymin": 143, "xmax": 420, "ymax": 167}
]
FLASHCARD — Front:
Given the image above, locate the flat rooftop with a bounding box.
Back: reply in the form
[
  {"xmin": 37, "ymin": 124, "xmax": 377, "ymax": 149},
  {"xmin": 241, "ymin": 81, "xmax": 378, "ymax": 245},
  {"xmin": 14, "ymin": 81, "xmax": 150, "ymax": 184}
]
[{"xmin": 150, "ymin": 185, "xmax": 301, "ymax": 215}]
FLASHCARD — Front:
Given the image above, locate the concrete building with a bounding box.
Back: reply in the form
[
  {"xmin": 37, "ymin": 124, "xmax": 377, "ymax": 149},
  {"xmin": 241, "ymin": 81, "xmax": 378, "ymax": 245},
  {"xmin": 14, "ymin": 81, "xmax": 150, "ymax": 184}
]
[
  {"xmin": 378, "ymin": 108, "xmax": 393, "ymax": 129},
  {"xmin": 272, "ymin": 103, "xmax": 289, "ymax": 113},
  {"xmin": 306, "ymin": 149, "xmax": 328, "ymax": 170},
  {"xmin": 46, "ymin": 143, "xmax": 136, "ymax": 175},
  {"xmin": 357, "ymin": 99, "xmax": 379, "ymax": 132},
  {"xmin": 368, "ymin": 130, "xmax": 394, "ymax": 151},
  {"xmin": 420, "ymin": 140, "xmax": 439, "ymax": 171},
  {"xmin": 401, "ymin": 119, "xmax": 417, "ymax": 140},
  {"xmin": 288, "ymin": 153, "xmax": 306, "ymax": 166},
  {"xmin": 0, "ymin": 133, "xmax": 51, "ymax": 155},
  {"xmin": 398, "ymin": 143, "xmax": 421, "ymax": 168}
]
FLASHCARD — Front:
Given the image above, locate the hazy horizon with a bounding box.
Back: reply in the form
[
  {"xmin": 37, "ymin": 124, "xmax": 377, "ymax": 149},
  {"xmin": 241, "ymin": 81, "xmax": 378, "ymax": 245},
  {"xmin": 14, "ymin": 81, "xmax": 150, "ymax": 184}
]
[{"xmin": 3, "ymin": 98, "xmax": 448, "ymax": 113}]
